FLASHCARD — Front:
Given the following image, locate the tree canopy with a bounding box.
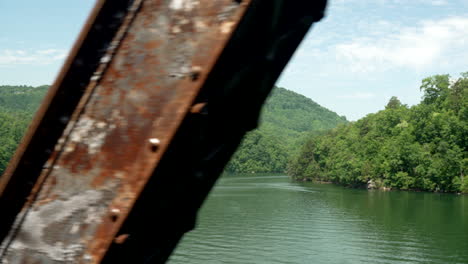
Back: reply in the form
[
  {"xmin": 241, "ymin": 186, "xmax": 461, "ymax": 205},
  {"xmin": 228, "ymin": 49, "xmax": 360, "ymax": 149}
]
[
  {"xmin": 226, "ymin": 87, "xmax": 347, "ymax": 173},
  {"xmin": 289, "ymin": 73, "xmax": 468, "ymax": 193},
  {"xmin": 0, "ymin": 85, "xmax": 48, "ymax": 174}
]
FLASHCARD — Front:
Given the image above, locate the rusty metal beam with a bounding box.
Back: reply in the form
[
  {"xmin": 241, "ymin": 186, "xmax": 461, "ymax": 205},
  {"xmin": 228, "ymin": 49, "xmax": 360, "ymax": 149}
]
[
  {"xmin": 0, "ymin": 0, "xmax": 327, "ymax": 263},
  {"xmin": 0, "ymin": 0, "xmax": 135, "ymax": 240}
]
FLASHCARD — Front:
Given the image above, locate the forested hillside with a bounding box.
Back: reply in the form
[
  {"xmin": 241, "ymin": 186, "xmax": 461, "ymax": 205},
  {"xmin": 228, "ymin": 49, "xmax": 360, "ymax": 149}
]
[
  {"xmin": 0, "ymin": 85, "xmax": 346, "ymax": 176},
  {"xmin": 289, "ymin": 73, "xmax": 468, "ymax": 193},
  {"xmin": 225, "ymin": 87, "xmax": 347, "ymax": 173},
  {"xmin": 0, "ymin": 85, "xmax": 48, "ymax": 174}
]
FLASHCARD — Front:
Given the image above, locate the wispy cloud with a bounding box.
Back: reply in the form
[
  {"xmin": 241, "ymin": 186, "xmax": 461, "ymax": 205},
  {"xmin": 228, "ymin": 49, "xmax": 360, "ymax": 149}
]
[
  {"xmin": 334, "ymin": 16, "xmax": 468, "ymax": 73},
  {"xmin": 337, "ymin": 92, "xmax": 376, "ymax": 99},
  {"xmin": 429, "ymin": 0, "xmax": 448, "ymax": 6},
  {"xmin": 334, "ymin": 0, "xmax": 448, "ymax": 6},
  {"xmin": 0, "ymin": 48, "xmax": 67, "ymax": 66},
  {"xmin": 392, "ymin": 0, "xmax": 448, "ymax": 5}
]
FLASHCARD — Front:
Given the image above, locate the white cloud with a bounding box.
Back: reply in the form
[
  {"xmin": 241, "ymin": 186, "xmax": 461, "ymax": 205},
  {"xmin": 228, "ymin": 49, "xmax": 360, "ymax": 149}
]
[
  {"xmin": 430, "ymin": 0, "xmax": 448, "ymax": 6},
  {"xmin": 0, "ymin": 48, "xmax": 67, "ymax": 66},
  {"xmin": 37, "ymin": 49, "xmax": 63, "ymax": 55},
  {"xmin": 334, "ymin": 16, "xmax": 468, "ymax": 73},
  {"xmin": 333, "ymin": 0, "xmax": 448, "ymax": 6},
  {"xmin": 338, "ymin": 92, "xmax": 376, "ymax": 99},
  {"xmin": 393, "ymin": 0, "xmax": 448, "ymax": 5}
]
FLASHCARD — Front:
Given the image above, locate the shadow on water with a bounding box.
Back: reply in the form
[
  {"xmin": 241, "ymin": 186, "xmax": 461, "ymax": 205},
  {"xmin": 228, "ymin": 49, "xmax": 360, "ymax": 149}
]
[{"xmin": 169, "ymin": 174, "xmax": 468, "ymax": 264}]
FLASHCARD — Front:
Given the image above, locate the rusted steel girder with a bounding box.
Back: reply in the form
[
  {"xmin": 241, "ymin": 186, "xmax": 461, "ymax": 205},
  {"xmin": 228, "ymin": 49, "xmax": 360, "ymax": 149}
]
[{"xmin": 0, "ymin": 0, "xmax": 327, "ymax": 263}]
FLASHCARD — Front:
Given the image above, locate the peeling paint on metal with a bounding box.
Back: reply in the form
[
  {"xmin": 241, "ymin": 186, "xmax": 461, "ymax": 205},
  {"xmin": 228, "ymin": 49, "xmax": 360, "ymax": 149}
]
[
  {"xmin": 220, "ymin": 21, "xmax": 235, "ymax": 34},
  {"xmin": 169, "ymin": 0, "xmax": 200, "ymax": 11},
  {"xmin": 1, "ymin": 189, "xmax": 109, "ymax": 262},
  {"xmin": 68, "ymin": 116, "xmax": 115, "ymax": 155}
]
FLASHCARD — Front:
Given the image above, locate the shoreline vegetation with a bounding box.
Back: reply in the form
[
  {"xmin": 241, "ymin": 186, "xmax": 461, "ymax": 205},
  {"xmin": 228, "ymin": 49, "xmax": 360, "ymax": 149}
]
[
  {"xmin": 1, "ymin": 74, "xmax": 466, "ymax": 196},
  {"xmin": 301, "ymin": 177, "xmax": 467, "ymax": 195},
  {"xmin": 289, "ymin": 73, "xmax": 468, "ymax": 194}
]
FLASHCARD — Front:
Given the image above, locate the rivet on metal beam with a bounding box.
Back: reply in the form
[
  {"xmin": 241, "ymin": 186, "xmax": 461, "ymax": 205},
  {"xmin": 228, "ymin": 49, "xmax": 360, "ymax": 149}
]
[
  {"xmin": 149, "ymin": 138, "xmax": 161, "ymax": 152},
  {"xmin": 110, "ymin": 208, "xmax": 121, "ymax": 222},
  {"xmin": 190, "ymin": 66, "xmax": 202, "ymax": 81},
  {"xmin": 190, "ymin": 102, "xmax": 207, "ymax": 114},
  {"xmin": 114, "ymin": 234, "xmax": 130, "ymax": 244},
  {"xmin": 83, "ymin": 254, "xmax": 93, "ymax": 263}
]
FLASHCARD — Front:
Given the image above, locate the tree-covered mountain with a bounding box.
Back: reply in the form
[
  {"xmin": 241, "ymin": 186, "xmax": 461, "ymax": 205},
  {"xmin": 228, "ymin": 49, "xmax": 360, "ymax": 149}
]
[
  {"xmin": 225, "ymin": 87, "xmax": 347, "ymax": 173},
  {"xmin": 289, "ymin": 73, "xmax": 468, "ymax": 193},
  {"xmin": 0, "ymin": 85, "xmax": 49, "ymax": 112},
  {"xmin": 0, "ymin": 85, "xmax": 346, "ymax": 176},
  {"xmin": 0, "ymin": 85, "xmax": 48, "ymax": 174}
]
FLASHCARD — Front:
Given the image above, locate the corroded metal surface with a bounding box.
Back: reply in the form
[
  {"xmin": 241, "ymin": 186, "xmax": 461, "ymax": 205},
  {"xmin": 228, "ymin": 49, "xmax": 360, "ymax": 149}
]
[{"xmin": 0, "ymin": 0, "xmax": 252, "ymax": 263}]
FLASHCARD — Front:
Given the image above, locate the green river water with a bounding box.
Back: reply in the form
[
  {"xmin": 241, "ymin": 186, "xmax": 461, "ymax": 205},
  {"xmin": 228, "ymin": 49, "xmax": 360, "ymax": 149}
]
[{"xmin": 169, "ymin": 175, "xmax": 468, "ymax": 264}]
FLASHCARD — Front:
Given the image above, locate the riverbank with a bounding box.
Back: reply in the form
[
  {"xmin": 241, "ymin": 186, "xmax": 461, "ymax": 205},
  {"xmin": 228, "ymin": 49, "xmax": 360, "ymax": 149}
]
[
  {"xmin": 287, "ymin": 73, "xmax": 468, "ymax": 194},
  {"xmin": 291, "ymin": 176, "xmax": 467, "ymax": 195}
]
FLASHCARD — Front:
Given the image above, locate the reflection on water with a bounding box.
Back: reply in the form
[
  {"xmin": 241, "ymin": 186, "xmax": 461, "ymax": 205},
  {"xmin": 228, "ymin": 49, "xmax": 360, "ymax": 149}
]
[{"xmin": 169, "ymin": 175, "xmax": 468, "ymax": 264}]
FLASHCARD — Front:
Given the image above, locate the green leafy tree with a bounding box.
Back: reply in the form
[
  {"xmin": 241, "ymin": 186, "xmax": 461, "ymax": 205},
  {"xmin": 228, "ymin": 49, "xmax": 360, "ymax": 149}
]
[
  {"xmin": 385, "ymin": 96, "xmax": 403, "ymax": 109},
  {"xmin": 289, "ymin": 73, "xmax": 468, "ymax": 193},
  {"xmin": 420, "ymin": 74, "xmax": 450, "ymax": 105},
  {"xmin": 0, "ymin": 85, "xmax": 49, "ymax": 175}
]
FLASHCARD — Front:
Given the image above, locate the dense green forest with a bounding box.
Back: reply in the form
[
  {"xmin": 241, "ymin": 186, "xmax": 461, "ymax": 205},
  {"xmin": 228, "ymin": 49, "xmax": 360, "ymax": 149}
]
[
  {"xmin": 0, "ymin": 85, "xmax": 345, "ymax": 176},
  {"xmin": 0, "ymin": 85, "xmax": 48, "ymax": 174},
  {"xmin": 225, "ymin": 87, "xmax": 347, "ymax": 173},
  {"xmin": 289, "ymin": 73, "xmax": 468, "ymax": 193}
]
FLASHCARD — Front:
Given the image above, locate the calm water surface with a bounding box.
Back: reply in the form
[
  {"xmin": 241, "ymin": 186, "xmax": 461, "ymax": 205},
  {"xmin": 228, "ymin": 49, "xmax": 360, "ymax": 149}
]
[{"xmin": 169, "ymin": 175, "xmax": 468, "ymax": 264}]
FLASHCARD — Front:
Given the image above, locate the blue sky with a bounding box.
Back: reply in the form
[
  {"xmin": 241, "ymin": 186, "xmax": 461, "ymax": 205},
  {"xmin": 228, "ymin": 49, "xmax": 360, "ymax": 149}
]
[
  {"xmin": 0, "ymin": 0, "xmax": 95, "ymax": 85},
  {"xmin": 1, "ymin": 0, "xmax": 468, "ymax": 120}
]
